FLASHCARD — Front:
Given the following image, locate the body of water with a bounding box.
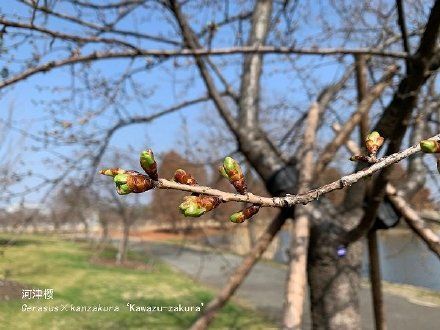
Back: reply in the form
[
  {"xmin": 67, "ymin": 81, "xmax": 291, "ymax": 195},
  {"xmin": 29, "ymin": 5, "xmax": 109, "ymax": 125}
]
[{"xmin": 205, "ymin": 229, "xmax": 440, "ymax": 291}]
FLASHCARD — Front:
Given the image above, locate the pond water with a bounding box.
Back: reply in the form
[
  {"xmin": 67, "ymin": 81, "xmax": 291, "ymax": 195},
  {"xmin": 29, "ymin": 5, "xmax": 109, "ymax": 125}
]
[
  {"xmin": 204, "ymin": 229, "xmax": 440, "ymax": 291},
  {"xmin": 276, "ymin": 229, "xmax": 440, "ymax": 291},
  {"xmin": 363, "ymin": 231, "xmax": 440, "ymax": 291}
]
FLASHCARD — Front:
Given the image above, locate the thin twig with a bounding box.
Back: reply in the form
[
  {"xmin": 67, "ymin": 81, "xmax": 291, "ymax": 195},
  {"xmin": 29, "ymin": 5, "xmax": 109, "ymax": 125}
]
[
  {"xmin": 332, "ymin": 123, "xmax": 440, "ymax": 260},
  {"xmin": 0, "ymin": 47, "xmax": 407, "ymax": 90}
]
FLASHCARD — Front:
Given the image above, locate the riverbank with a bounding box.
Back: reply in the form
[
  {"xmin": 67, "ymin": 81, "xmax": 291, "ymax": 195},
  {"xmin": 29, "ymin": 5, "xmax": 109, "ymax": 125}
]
[{"xmin": 135, "ymin": 240, "xmax": 440, "ymax": 329}]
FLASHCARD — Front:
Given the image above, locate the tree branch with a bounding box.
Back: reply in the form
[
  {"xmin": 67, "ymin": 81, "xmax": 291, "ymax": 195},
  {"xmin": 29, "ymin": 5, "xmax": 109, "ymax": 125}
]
[
  {"xmin": 238, "ymin": 0, "xmax": 272, "ymax": 129},
  {"xmin": 0, "ymin": 47, "xmax": 408, "ymax": 92},
  {"xmin": 386, "ymin": 185, "xmax": 440, "ymax": 259},
  {"xmin": 17, "ymin": 0, "xmax": 180, "ymax": 45},
  {"xmin": 396, "ymin": 0, "xmax": 411, "ymax": 71},
  {"xmin": 102, "ymin": 133, "xmax": 440, "ymax": 208},
  {"xmin": 332, "ymin": 123, "xmax": 440, "ymax": 260},
  {"xmin": 315, "ymin": 64, "xmax": 398, "ymax": 174},
  {"xmin": 0, "ymin": 17, "xmax": 141, "ymax": 50},
  {"xmin": 354, "ymin": 54, "xmax": 370, "ymax": 142}
]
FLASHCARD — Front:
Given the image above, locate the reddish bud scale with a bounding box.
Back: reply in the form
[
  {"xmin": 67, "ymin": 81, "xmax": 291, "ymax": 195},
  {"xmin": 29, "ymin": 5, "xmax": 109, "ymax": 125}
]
[
  {"xmin": 141, "ymin": 162, "xmax": 158, "ymax": 181},
  {"xmin": 127, "ymin": 174, "xmax": 155, "ymax": 193},
  {"xmin": 223, "ymin": 167, "xmax": 242, "ymax": 182},
  {"xmin": 230, "ymin": 204, "xmax": 260, "ymax": 223},
  {"xmin": 140, "ymin": 149, "xmax": 159, "ymax": 181},
  {"xmin": 242, "ymin": 205, "xmax": 260, "ymax": 219},
  {"xmin": 198, "ymin": 195, "xmax": 221, "ymax": 212},
  {"xmin": 173, "ymin": 169, "xmax": 198, "ymax": 186},
  {"xmin": 221, "ymin": 157, "xmax": 248, "ymax": 194},
  {"xmin": 224, "ymin": 167, "xmax": 247, "ymax": 194},
  {"xmin": 231, "ymin": 178, "xmax": 247, "ymax": 195}
]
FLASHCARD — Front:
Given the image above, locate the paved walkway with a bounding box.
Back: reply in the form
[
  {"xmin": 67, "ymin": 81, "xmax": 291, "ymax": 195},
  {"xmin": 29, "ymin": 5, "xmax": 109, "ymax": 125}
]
[{"xmin": 133, "ymin": 241, "xmax": 440, "ymax": 329}]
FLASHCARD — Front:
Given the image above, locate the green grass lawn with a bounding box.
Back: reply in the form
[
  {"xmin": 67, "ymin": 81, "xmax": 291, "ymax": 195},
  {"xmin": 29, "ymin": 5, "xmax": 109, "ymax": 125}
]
[{"xmin": 0, "ymin": 234, "xmax": 273, "ymax": 329}]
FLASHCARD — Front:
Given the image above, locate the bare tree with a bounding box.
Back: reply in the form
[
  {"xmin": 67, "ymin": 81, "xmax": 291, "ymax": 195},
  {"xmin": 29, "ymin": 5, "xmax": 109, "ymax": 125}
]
[{"xmin": 0, "ymin": 1, "xmax": 439, "ymax": 329}]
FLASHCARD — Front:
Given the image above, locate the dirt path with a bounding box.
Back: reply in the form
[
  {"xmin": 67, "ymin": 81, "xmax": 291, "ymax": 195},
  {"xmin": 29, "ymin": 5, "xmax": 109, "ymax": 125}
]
[{"xmin": 133, "ymin": 241, "xmax": 440, "ymax": 330}]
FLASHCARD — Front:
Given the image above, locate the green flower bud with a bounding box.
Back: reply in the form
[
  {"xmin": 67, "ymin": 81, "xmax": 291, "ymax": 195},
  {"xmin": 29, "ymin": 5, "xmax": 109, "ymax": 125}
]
[
  {"xmin": 140, "ymin": 149, "xmax": 155, "ymax": 166},
  {"xmin": 114, "ymin": 174, "xmax": 131, "ymax": 195},
  {"xmin": 229, "ymin": 205, "xmax": 259, "ymax": 224},
  {"xmin": 230, "ymin": 211, "xmax": 245, "ymax": 223},
  {"xmin": 367, "ymin": 131, "xmax": 380, "ymax": 139},
  {"xmin": 223, "ymin": 156, "xmax": 240, "ymax": 175},
  {"xmin": 221, "ymin": 157, "xmax": 247, "ymax": 194},
  {"xmin": 179, "ymin": 196, "xmax": 206, "ymax": 217},
  {"xmin": 112, "ymin": 172, "xmax": 154, "ymax": 195},
  {"xmin": 420, "ymin": 140, "xmax": 440, "ymax": 153},
  {"xmin": 365, "ymin": 131, "xmax": 384, "ymax": 154},
  {"xmin": 114, "ymin": 173, "xmax": 128, "ymax": 184},
  {"xmin": 140, "ymin": 149, "xmax": 158, "ymax": 180}
]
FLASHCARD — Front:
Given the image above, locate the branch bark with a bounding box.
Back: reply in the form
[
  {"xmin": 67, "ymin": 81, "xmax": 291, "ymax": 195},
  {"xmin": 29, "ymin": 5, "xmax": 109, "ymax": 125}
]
[
  {"xmin": 102, "ymin": 133, "xmax": 440, "ymax": 209},
  {"xmin": 354, "ymin": 54, "xmax": 370, "ymax": 142},
  {"xmin": 238, "ymin": 0, "xmax": 272, "ymax": 130},
  {"xmin": 396, "ymin": 0, "xmax": 411, "ymax": 71}
]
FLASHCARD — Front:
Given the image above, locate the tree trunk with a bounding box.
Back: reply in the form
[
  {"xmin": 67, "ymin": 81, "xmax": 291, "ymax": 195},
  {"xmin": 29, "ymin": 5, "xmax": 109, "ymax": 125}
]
[
  {"xmin": 99, "ymin": 220, "xmax": 109, "ymax": 247},
  {"xmin": 308, "ymin": 210, "xmax": 363, "ymax": 330},
  {"xmin": 368, "ymin": 230, "xmax": 386, "ymax": 330},
  {"xmin": 81, "ymin": 218, "xmax": 89, "ymax": 240},
  {"xmin": 116, "ymin": 221, "xmax": 130, "ymax": 264},
  {"xmin": 283, "ymin": 213, "xmax": 310, "ymax": 329},
  {"xmin": 32, "ymin": 221, "xmax": 38, "ymax": 234}
]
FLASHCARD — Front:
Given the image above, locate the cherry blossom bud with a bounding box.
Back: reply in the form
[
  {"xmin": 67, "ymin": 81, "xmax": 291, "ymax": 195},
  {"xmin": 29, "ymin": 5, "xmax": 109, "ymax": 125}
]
[
  {"xmin": 420, "ymin": 140, "xmax": 440, "ymax": 153},
  {"xmin": 173, "ymin": 169, "xmax": 197, "ymax": 186},
  {"xmin": 140, "ymin": 149, "xmax": 158, "ymax": 180},
  {"xmin": 230, "ymin": 205, "xmax": 260, "ymax": 223},
  {"xmin": 113, "ymin": 172, "xmax": 154, "ymax": 195},
  {"xmin": 179, "ymin": 195, "xmax": 221, "ymax": 217},
  {"xmin": 221, "ymin": 157, "xmax": 247, "ymax": 194},
  {"xmin": 365, "ymin": 131, "xmax": 384, "ymax": 154}
]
